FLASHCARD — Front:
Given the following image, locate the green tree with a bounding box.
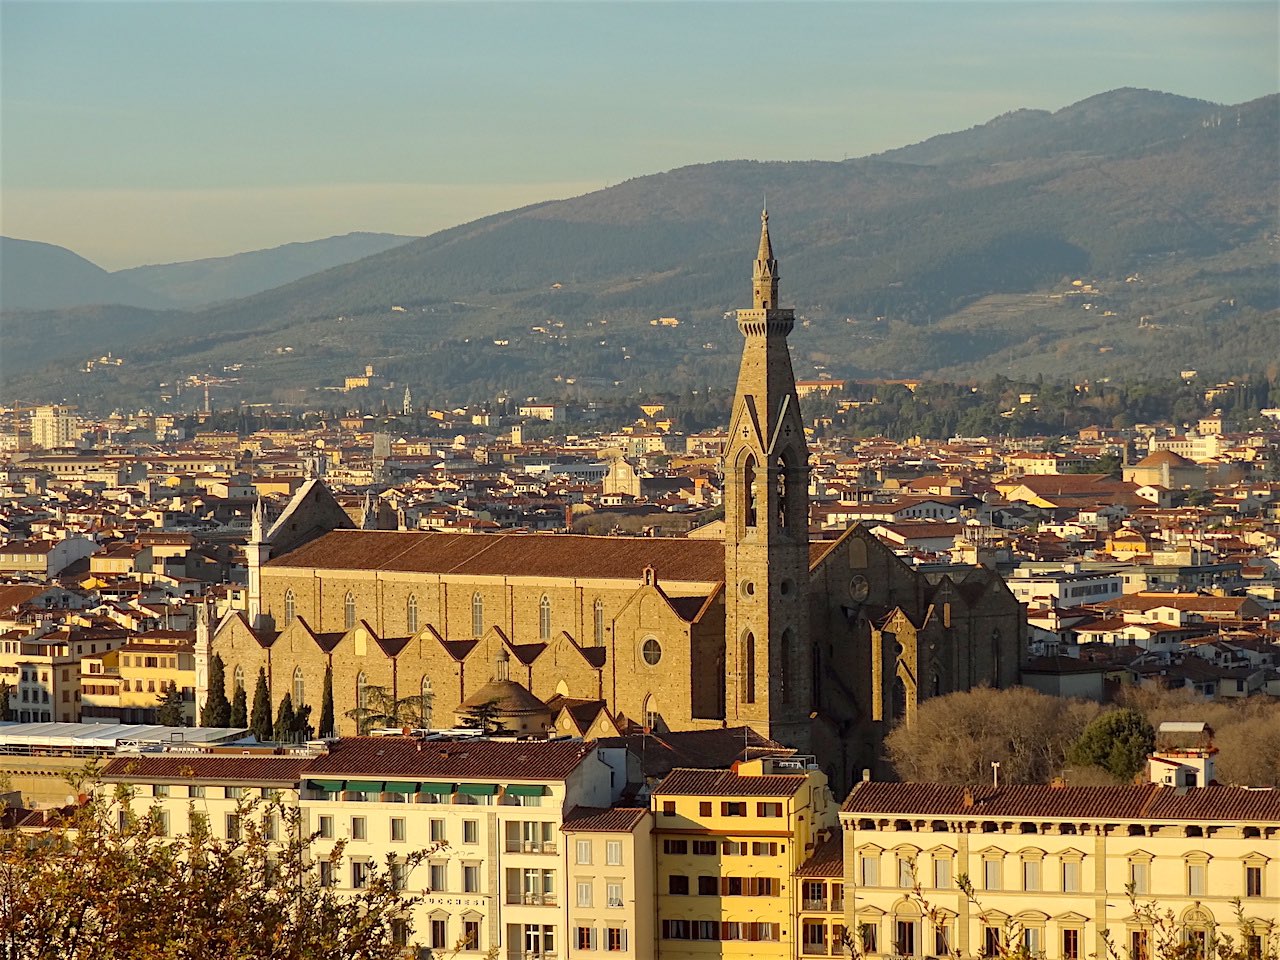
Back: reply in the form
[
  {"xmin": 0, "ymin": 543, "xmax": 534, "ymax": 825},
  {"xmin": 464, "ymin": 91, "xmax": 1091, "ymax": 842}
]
[
  {"xmin": 320, "ymin": 663, "xmax": 335, "ymax": 738},
  {"xmin": 273, "ymin": 693, "xmax": 296, "ymax": 744},
  {"xmin": 250, "ymin": 669, "xmax": 272, "ymax": 743},
  {"xmin": 230, "ymin": 685, "xmax": 248, "ymax": 728},
  {"xmin": 0, "ymin": 771, "xmax": 431, "ymax": 958},
  {"xmin": 344, "ymin": 686, "xmax": 433, "ymax": 737},
  {"xmin": 200, "ymin": 654, "xmax": 231, "ymax": 727},
  {"xmin": 155, "ymin": 681, "xmax": 186, "ymax": 727},
  {"xmin": 1068, "ymin": 707, "xmax": 1156, "ymax": 782},
  {"xmin": 0, "ymin": 682, "xmax": 11, "ymax": 722}
]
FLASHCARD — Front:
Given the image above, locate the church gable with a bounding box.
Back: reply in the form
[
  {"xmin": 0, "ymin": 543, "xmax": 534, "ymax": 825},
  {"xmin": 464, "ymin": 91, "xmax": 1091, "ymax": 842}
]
[{"xmin": 266, "ymin": 479, "xmax": 355, "ymax": 558}]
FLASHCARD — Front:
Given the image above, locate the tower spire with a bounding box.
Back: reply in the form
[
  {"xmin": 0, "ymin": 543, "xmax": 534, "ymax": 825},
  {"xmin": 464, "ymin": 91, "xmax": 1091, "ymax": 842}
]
[{"xmin": 752, "ymin": 209, "xmax": 780, "ymax": 311}]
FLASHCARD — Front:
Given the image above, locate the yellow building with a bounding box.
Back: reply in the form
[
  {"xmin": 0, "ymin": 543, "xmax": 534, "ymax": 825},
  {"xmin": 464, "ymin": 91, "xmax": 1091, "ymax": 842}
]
[
  {"xmin": 651, "ymin": 757, "xmax": 837, "ymax": 958},
  {"xmin": 564, "ymin": 805, "xmax": 655, "ymax": 958},
  {"xmin": 82, "ymin": 631, "xmax": 196, "ymax": 724}
]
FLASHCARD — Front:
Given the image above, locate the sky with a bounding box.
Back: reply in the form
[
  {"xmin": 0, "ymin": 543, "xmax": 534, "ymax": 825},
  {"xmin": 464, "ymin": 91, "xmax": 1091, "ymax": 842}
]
[{"xmin": 2, "ymin": 1, "xmax": 1276, "ymax": 271}]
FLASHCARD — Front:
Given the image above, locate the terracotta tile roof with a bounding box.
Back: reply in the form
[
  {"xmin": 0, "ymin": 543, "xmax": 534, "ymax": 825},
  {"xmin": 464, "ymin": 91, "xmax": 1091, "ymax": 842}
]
[
  {"xmin": 101, "ymin": 754, "xmax": 313, "ymax": 785},
  {"xmin": 796, "ymin": 832, "xmax": 844, "ymax": 878},
  {"xmin": 841, "ymin": 781, "xmax": 1280, "ymax": 822},
  {"xmin": 561, "ymin": 805, "xmax": 650, "ymax": 833},
  {"xmin": 596, "ymin": 726, "xmax": 792, "ymax": 779},
  {"xmin": 268, "ymin": 530, "xmax": 725, "ymax": 583},
  {"xmin": 304, "ymin": 736, "xmax": 594, "ymax": 782},
  {"xmin": 653, "ymin": 767, "xmax": 808, "ymax": 798}
]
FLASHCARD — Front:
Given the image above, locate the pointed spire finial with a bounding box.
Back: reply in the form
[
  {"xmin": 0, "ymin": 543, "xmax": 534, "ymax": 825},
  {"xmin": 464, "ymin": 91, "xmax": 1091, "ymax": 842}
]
[{"xmin": 757, "ymin": 207, "xmax": 774, "ymax": 264}]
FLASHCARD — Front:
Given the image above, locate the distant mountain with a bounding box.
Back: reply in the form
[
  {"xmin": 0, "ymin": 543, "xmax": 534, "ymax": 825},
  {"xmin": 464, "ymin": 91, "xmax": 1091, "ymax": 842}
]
[
  {"xmin": 115, "ymin": 232, "xmax": 417, "ymax": 308},
  {"xmin": 0, "ymin": 237, "xmax": 174, "ymax": 311},
  {"xmin": 3, "ymin": 88, "xmax": 1276, "ymax": 406}
]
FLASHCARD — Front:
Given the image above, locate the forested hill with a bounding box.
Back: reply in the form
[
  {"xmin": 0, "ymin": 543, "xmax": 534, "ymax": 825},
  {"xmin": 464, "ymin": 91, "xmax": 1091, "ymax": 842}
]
[{"xmin": 3, "ymin": 88, "xmax": 1276, "ymax": 406}]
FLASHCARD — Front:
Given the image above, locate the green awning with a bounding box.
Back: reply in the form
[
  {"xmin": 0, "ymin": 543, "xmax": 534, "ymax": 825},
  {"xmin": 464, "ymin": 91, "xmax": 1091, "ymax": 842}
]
[
  {"xmin": 418, "ymin": 782, "xmax": 455, "ymax": 795},
  {"xmin": 382, "ymin": 781, "xmax": 419, "ymax": 795},
  {"xmin": 504, "ymin": 784, "xmax": 547, "ymax": 796},
  {"xmin": 456, "ymin": 783, "xmax": 499, "ymax": 796},
  {"xmin": 307, "ymin": 779, "xmax": 346, "ymax": 793},
  {"xmin": 346, "ymin": 780, "xmax": 385, "ymax": 793}
]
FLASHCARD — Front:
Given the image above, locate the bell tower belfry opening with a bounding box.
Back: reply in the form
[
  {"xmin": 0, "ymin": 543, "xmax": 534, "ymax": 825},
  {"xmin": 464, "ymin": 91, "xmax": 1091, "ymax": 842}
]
[{"xmin": 723, "ymin": 210, "xmax": 812, "ymax": 749}]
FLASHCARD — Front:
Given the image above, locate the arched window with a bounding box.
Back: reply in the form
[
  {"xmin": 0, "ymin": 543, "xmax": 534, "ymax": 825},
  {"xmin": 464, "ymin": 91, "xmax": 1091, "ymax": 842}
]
[
  {"xmin": 233, "ymin": 665, "xmax": 245, "ymax": 693},
  {"xmin": 775, "ymin": 454, "xmax": 789, "ymax": 530},
  {"xmin": 539, "ymin": 594, "xmax": 551, "ymax": 641},
  {"xmin": 283, "ymin": 589, "xmax": 295, "ymax": 625},
  {"xmin": 743, "ymin": 455, "xmax": 758, "ymax": 528},
  {"xmin": 471, "ymin": 592, "xmax": 484, "ymax": 638},
  {"xmin": 643, "ymin": 694, "xmax": 660, "ymax": 732},
  {"xmin": 293, "ymin": 666, "xmax": 305, "ymax": 706},
  {"xmin": 419, "ymin": 676, "xmax": 433, "ymax": 728},
  {"xmin": 355, "ymin": 672, "xmax": 368, "ymax": 711},
  {"xmin": 406, "ymin": 594, "xmax": 419, "ymax": 634},
  {"xmin": 780, "ymin": 628, "xmax": 794, "ymax": 704},
  {"xmin": 343, "ymin": 592, "xmax": 356, "ymax": 631},
  {"xmin": 593, "ymin": 599, "xmax": 605, "ymax": 646},
  {"xmin": 742, "ymin": 631, "xmax": 756, "ymax": 704}
]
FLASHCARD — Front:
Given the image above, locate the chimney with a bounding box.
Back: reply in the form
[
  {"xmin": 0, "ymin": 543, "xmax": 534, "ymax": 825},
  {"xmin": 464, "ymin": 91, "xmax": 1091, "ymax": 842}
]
[{"xmin": 962, "ymin": 787, "xmax": 975, "ymax": 808}]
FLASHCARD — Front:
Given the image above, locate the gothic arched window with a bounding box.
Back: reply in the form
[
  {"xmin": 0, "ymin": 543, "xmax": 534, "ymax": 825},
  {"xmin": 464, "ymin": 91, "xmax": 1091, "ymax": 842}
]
[
  {"xmin": 780, "ymin": 628, "xmax": 794, "ymax": 704},
  {"xmin": 775, "ymin": 454, "xmax": 789, "ymax": 530},
  {"xmin": 343, "ymin": 592, "xmax": 356, "ymax": 631},
  {"xmin": 355, "ymin": 672, "xmax": 368, "ymax": 711},
  {"xmin": 419, "ymin": 676, "xmax": 433, "ymax": 728},
  {"xmin": 743, "ymin": 455, "xmax": 758, "ymax": 528},
  {"xmin": 283, "ymin": 589, "xmax": 295, "ymax": 626},
  {"xmin": 593, "ymin": 599, "xmax": 605, "ymax": 646},
  {"xmin": 471, "ymin": 592, "xmax": 484, "ymax": 638},
  {"xmin": 539, "ymin": 594, "xmax": 551, "ymax": 641},
  {"xmin": 233, "ymin": 665, "xmax": 245, "ymax": 694},
  {"xmin": 406, "ymin": 594, "xmax": 418, "ymax": 634},
  {"xmin": 293, "ymin": 666, "xmax": 305, "ymax": 706},
  {"xmin": 742, "ymin": 631, "xmax": 756, "ymax": 704}
]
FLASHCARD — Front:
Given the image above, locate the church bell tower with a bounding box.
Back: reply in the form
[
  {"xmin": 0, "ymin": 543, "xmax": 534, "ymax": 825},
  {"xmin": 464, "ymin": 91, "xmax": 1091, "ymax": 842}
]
[{"xmin": 723, "ymin": 210, "xmax": 812, "ymax": 749}]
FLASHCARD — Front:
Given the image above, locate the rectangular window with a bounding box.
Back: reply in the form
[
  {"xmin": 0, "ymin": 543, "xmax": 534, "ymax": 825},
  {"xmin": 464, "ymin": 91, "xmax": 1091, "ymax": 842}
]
[
  {"xmin": 225, "ymin": 814, "xmax": 241, "ymax": 841},
  {"xmin": 153, "ymin": 783, "xmax": 170, "ymax": 798},
  {"xmin": 1187, "ymin": 863, "xmax": 1205, "ymax": 896},
  {"xmin": 721, "ymin": 801, "xmax": 747, "ymax": 817},
  {"xmin": 1064, "ymin": 928, "xmax": 1081, "ymax": 960},
  {"xmin": 860, "ymin": 923, "xmax": 879, "ymax": 954},
  {"xmin": 895, "ymin": 920, "xmax": 917, "ymax": 957},
  {"xmin": 662, "ymin": 839, "xmax": 687, "ymax": 855},
  {"xmin": 606, "ymin": 927, "xmax": 625, "ymax": 952},
  {"xmin": 861, "ymin": 854, "xmax": 880, "ymax": 886},
  {"xmin": 668, "ymin": 874, "xmax": 689, "ymax": 895},
  {"xmin": 605, "ymin": 839, "xmax": 623, "ymax": 865},
  {"xmin": 318, "ymin": 815, "xmax": 333, "ymax": 839},
  {"xmin": 1024, "ymin": 859, "xmax": 1041, "ymax": 891},
  {"xmin": 1063, "ymin": 859, "xmax": 1081, "ymax": 893},
  {"xmin": 1245, "ymin": 865, "xmax": 1263, "ymax": 897},
  {"xmin": 390, "ymin": 817, "xmax": 405, "ymax": 842},
  {"xmin": 983, "ymin": 858, "xmax": 1002, "ymax": 891},
  {"xmin": 431, "ymin": 919, "xmax": 447, "ymax": 949},
  {"xmin": 934, "ymin": 856, "xmax": 952, "ymax": 889},
  {"xmin": 984, "ymin": 927, "xmax": 1003, "ymax": 958},
  {"xmin": 752, "ymin": 841, "xmax": 778, "ymax": 856},
  {"xmin": 576, "ymin": 926, "xmax": 596, "ymax": 951},
  {"xmin": 1023, "ymin": 928, "xmax": 1042, "ymax": 955},
  {"xmin": 390, "ymin": 860, "xmax": 407, "ymax": 892},
  {"xmin": 699, "ymin": 801, "xmax": 712, "ymax": 816},
  {"xmin": 898, "ymin": 856, "xmax": 914, "ymax": 888},
  {"xmin": 188, "ymin": 785, "xmax": 205, "ymax": 799},
  {"xmin": 693, "ymin": 839, "xmax": 716, "ymax": 856},
  {"xmin": 463, "ymin": 864, "xmax": 480, "ymax": 893},
  {"xmin": 151, "ymin": 810, "xmax": 169, "ymax": 837},
  {"xmin": 350, "ymin": 816, "xmax": 366, "ymax": 841},
  {"xmin": 1131, "ymin": 930, "xmax": 1149, "ymax": 960},
  {"xmin": 577, "ymin": 881, "xmax": 594, "ymax": 907},
  {"xmin": 935, "ymin": 922, "xmax": 953, "ymax": 956},
  {"xmin": 606, "ymin": 881, "xmax": 623, "ymax": 908},
  {"xmin": 662, "ymin": 800, "xmax": 675, "ymax": 816},
  {"xmin": 756, "ymin": 801, "xmax": 782, "ymax": 817},
  {"xmin": 1130, "ymin": 861, "xmax": 1149, "ymax": 895},
  {"xmin": 430, "ymin": 818, "xmax": 445, "ymax": 843},
  {"xmin": 318, "ymin": 860, "xmax": 334, "ymax": 888},
  {"xmin": 462, "ymin": 819, "xmax": 478, "ymax": 843},
  {"xmin": 697, "ymin": 875, "xmax": 717, "ymax": 895},
  {"xmin": 463, "ymin": 920, "xmax": 481, "ymax": 952},
  {"xmin": 351, "ymin": 861, "xmax": 369, "ymax": 889},
  {"xmin": 721, "ymin": 841, "xmax": 747, "ymax": 856},
  {"xmin": 429, "ymin": 862, "xmax": 446, "ymax": 891}
]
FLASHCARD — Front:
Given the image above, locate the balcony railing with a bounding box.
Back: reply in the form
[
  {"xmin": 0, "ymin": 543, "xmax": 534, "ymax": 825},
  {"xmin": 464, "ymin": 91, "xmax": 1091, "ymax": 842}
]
[
  {"xmin": 505, "ymin": 892, "xmax": 557, "ymax": 906},
  {"xmin": 803, "ymin": 897, "xmax": 828, "ymax": 912},
  {"xmin": 507, "ymin": 952, "xmax": 558, "ymax": 960},
  {"xmin": 503, "ymin": 840, "xmax": 557, "ymax": 855},
  {"xmin": 802, "ymin": 942, "xmax": 830, "ymax": 956}
]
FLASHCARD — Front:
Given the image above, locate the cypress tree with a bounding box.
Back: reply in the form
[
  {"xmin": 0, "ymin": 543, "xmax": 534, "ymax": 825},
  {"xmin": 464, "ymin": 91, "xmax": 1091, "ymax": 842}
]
[
  {"xmin": 250, "ymin": 669, "xmax": 272, "ymax": 742},
  {"xmin": 230, "ymin": 686, "xmax": 248, "ymax": 728},
  {"xmin": 292, "ymin": 703, "xmax": 314, "ymax": 742},
  {"xmin": 200, "ymin": 655, "xmax": 231, "ymax": 728},
  {"xmin": 319, "ymin": 663, "xmax": 335, "ymax": 738},
  {"xmin": 156, "ymin": 681, "xmax": 186, "ymax": 727},
  {"xmin": 273, "ymin": 693, "xmax": 295, "ymax": 744}
]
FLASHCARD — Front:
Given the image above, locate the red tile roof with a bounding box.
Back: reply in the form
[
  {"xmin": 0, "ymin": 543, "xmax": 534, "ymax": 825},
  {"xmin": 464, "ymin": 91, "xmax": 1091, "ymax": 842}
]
[
  {"xmin": 653, "ymin": 768, "xmax": 808, "ymax": 798},
  {"xmin": 561, "ymin": 805, "xmax": 650, "ymax": 833},
  {"xmin": 268, "ymin": 530, "xmax": 725, "ymax": 583},
  {"xmin": 842, "ymin": 781, "xmax": 1280, "ymax": 822},
  {"xmin": 303, "ymin": 737, "xmax": 594, "ymax": 782},
  {"xmin": 795, "ymin": 832, "xmax": 844, "ymax": 878},
  {"xmin": 101, "ymin": 754, "xmax": 313, "ymax": 785}
]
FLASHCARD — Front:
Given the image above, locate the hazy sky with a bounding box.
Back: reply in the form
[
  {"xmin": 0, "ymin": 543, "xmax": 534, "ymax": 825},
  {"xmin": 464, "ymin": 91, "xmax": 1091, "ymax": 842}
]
[{"xmin": 2, "ymin": 1, "xmax": 1276, "ymax": 270}]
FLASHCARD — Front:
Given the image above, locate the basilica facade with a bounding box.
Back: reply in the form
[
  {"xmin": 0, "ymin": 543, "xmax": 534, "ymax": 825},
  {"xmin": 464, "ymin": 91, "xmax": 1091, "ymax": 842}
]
[{"xmin": 201, "ymin": 214, "xmax": 1025, "ymax": 788}]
